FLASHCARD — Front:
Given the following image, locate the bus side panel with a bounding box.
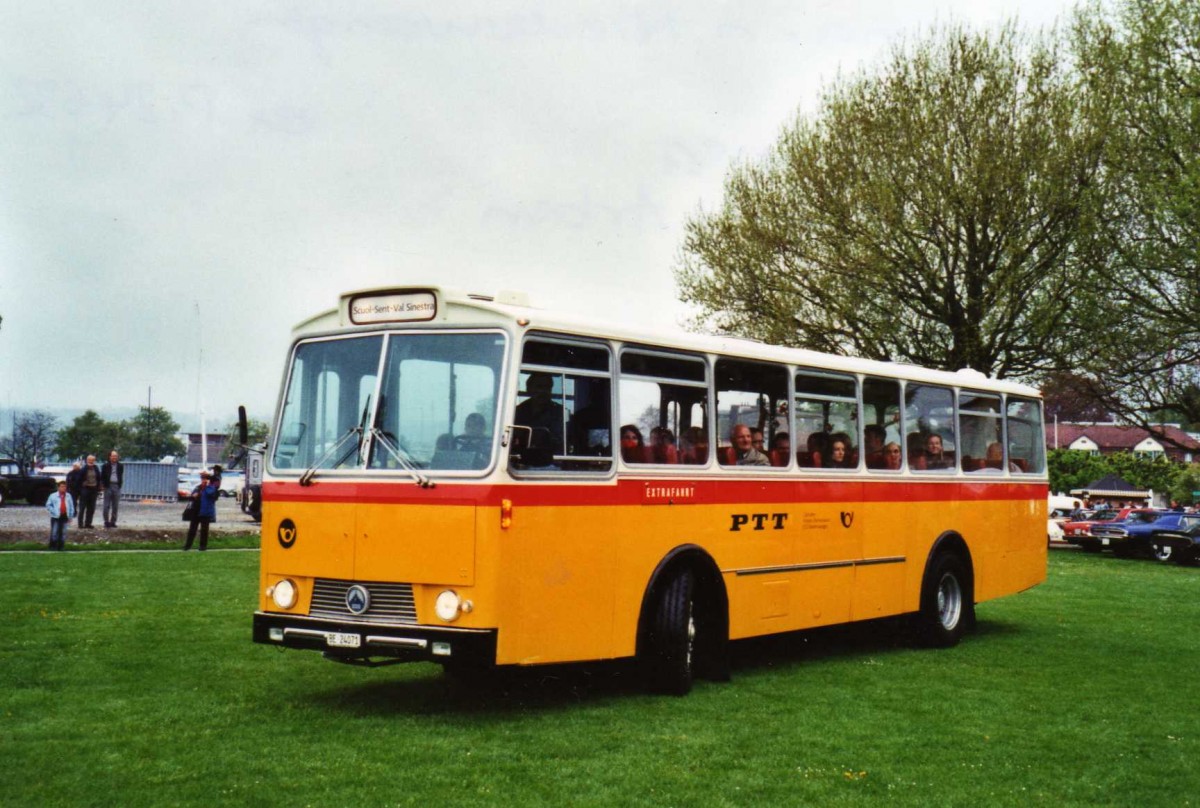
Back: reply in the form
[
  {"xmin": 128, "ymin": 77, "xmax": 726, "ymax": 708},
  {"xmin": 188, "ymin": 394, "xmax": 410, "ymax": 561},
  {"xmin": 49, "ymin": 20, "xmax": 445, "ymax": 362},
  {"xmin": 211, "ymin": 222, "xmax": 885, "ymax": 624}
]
[
  {"xmin": 494, "ymin": 502, "xmax": 618, "ymax": 666},
  {"xmin": 851, "ymin": 498, "xmax": 908, "ymax": 621},
  {"xmin": 975, "ymin": 493, "xmax": 1047, "ymax": 603}
]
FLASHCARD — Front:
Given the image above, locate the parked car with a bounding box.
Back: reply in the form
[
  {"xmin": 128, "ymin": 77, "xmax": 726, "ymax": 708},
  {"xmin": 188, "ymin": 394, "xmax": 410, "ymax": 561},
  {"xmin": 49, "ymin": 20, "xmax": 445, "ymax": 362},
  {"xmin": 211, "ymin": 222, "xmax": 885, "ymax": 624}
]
[
  {"xmin": 1147, "ymin": 521, "xmax": 1200, "ymax": 566},
  {"xmin": 1062, "ymin": 508, "xmax": 1124, "ymax": 552},
  {"xmin": 216, "ymin": 470, "xmax": 243, "ymax": 498},
  {"xmin": 0, "ymin": 457, "xmax": 58, "ymax": 506},
  {"xmin": 1080, "ymin": 509, "xmax": 1161, "ymax": 554},
  {"xmin": 1092, "ymin": 511, "xmax": 1200, "ymax": 560},
  {"xmin": 1048, "ymin": 519, "xmax": 1065, "ymax": 544},
  {"xmin": 177, "ymin": 472, "xmax": 202, "ymax": 500}
]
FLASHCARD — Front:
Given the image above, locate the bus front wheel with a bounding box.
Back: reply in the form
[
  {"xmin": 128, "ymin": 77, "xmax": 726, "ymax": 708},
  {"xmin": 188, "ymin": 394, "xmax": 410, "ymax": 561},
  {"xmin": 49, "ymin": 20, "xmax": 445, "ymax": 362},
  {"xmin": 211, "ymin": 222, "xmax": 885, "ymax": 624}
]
[
  {"xmin": 917, "ymin": 552, "xmax": 974, "ymax": 648},
  {"xmin": 642, "ymin": 569, "xmax": 696, "ymax": 696}
]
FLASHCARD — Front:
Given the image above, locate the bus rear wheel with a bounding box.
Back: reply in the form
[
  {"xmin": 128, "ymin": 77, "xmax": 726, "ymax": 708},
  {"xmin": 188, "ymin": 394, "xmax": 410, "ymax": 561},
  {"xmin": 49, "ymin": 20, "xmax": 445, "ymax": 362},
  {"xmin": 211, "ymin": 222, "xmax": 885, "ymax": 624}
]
[
  {"xmin": 642, "ymin": 569, "xmax": 696, "ymax": 696},
  {"xmin": 917, "ymin": 552, "xmax": 974, "ymax": 648}
]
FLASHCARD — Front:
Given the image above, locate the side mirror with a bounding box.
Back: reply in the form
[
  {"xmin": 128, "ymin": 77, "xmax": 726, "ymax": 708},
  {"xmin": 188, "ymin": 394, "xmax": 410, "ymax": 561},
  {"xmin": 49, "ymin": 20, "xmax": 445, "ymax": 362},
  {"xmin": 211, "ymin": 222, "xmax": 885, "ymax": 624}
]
[{"xmin": 237, "ymin": 405, "xmax": 249, "ymax": 445}]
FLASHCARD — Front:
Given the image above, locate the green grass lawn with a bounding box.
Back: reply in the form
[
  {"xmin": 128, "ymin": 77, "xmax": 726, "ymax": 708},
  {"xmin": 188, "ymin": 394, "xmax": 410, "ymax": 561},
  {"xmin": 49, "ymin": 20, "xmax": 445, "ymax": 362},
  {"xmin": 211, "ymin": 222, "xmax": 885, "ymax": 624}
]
[{"xmin": 1, "ymin": 550, "xmax": 1196, "ymax": 807}]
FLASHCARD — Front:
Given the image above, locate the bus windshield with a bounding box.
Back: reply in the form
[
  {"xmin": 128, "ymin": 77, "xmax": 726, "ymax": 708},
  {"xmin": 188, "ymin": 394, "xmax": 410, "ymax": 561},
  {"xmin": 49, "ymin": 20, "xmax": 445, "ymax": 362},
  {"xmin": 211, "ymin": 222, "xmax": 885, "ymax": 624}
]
[{"xmin": 271, "ymin": 331, "xmax": 506, "ymax": 474}]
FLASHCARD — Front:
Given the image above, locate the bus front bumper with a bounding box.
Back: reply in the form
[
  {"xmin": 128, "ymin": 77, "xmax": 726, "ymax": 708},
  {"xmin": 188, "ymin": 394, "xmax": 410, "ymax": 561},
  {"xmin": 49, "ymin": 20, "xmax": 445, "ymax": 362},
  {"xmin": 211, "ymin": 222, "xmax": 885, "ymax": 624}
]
[{"xmin": 253, "ymin": 612, "xmax": 497, "ymax": 665}]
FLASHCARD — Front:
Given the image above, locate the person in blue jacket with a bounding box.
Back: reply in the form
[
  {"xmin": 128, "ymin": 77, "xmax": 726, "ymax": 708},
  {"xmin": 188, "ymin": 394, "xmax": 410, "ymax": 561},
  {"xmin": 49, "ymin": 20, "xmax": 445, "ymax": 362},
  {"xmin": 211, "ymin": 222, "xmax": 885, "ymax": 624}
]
[
  {"xmin": 183, "ymin": 471, "xmax": 219, "ymax": 551},
  {"xmin": 45, "ymin": 480, "xmax": 76, "ymax": 550}
]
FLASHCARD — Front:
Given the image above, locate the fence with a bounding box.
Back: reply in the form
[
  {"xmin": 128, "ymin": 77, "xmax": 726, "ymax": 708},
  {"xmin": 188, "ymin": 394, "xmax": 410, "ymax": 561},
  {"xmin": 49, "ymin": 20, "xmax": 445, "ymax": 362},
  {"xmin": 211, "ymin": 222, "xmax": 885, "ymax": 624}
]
[{"xmin": 121, "ymin": 462, "xmax": 180, "ymax": 502}]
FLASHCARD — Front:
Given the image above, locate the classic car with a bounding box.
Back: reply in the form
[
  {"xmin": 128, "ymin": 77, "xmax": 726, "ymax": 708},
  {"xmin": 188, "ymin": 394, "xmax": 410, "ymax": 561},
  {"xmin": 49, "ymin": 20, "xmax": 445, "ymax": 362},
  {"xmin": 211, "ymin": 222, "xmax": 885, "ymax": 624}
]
[
  {"xmin": 0, "ymin": 457, "xmax": 59, "ymax": 506},
  {"xmin": 1091, "ymin": 511, "xmax": 1200, "ymax": 560},
  {"xmin": 1061, "ymin": 508, "xmax": 1124, "ymax": 551},
  {"xmin": 1147, "ymin": 521, "xmax": 1200, "ymax": 566}
]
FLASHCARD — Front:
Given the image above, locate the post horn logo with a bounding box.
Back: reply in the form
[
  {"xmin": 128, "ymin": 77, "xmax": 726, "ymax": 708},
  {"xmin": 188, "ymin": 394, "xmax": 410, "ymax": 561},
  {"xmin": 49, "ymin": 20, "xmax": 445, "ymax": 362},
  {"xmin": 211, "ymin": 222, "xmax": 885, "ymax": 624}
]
[
  {"xmin": 278, "ymin": 518, "xmax": 298, "ymax": 549},
  {"xmin": 840, "ymin": 511, "xmax": 855, "ymax": 529}
]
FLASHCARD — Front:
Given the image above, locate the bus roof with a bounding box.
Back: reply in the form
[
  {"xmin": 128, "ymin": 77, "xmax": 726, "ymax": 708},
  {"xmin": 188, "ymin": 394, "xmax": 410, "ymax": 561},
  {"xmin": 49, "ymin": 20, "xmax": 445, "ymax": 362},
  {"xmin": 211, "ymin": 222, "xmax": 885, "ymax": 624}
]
[{"xmin": 291, "ymin": 284, "xmax": 1041, "ymax": 398}]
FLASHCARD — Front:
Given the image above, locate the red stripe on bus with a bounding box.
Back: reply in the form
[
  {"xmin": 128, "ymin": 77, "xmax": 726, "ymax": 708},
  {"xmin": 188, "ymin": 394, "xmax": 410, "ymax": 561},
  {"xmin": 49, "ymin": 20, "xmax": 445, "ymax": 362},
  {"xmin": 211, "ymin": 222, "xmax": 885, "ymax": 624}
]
[{"xmin": 263, "ymin": 478, "xmax": 1047, "ymax": 507}]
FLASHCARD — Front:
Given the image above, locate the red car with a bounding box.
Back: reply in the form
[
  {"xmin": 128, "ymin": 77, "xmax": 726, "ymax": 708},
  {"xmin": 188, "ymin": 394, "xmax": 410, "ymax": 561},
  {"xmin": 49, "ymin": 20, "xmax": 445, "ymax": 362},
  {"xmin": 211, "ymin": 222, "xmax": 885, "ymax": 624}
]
[{"xmin": 1064, "ymin": 508, "xmax": 1158, "ymax": 553}]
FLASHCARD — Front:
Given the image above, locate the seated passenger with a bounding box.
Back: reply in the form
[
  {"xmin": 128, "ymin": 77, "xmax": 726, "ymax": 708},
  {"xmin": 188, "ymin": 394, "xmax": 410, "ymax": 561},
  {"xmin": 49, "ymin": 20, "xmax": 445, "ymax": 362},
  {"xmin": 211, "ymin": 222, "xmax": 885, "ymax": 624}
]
[
  {"xmin": 769, "ymin": 432, "xmax": 791, "ymax": 467},
  {"xmin": 985, "ymin": 441, "xmax": 1020, "ymax": 472},
  {"xmin": 456, "ymin": 412, "xmax": 489, "ymax": 452},
  {"xmin": 620, "ymin": 424, "xmax": 646, "ymax": 463},
  {"xmin": 882, "ymin": 441, "xmax": 903, "ymax": 471},
  {"xmin": 681, "ymin": 426, "xmax": 709, "ymax": 465},
  {"xmin": 806, "ymin": 431, "xmax": 830, "ymax": 468},
  {"xmin": 824, "ymin": 433, "xmax": 854, "ymax": 469},
  {"xmin": 515, "ymin": 372, "xmax": 564, "ymax": 456},
  {"xmin": 650, "ymin": 427, "xmax": 679, "ymax": 464},
  {"xmin": 923, "ymin": 433, "xmax": 951, "ymax": 470},
  {"xmin": 730, "ymin": 424, "xmax": 770, "ymax": 466},
  {"xmin": 751, "ymin": 428, "xmax": 766, "ymax": 454}
]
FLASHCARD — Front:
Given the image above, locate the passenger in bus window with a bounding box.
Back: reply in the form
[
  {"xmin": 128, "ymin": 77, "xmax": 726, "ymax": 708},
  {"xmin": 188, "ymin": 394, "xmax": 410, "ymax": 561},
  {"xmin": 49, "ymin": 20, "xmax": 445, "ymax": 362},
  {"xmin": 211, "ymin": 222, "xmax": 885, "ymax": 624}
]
[
  {"xmin": 751, "ymin": 428, "xmax": 765, "ymax": 453},
  {"xmin": 455, "ymin": 413, "xmax": 489, "ymax": 453},
  {"xmin": 985, "ymin": 441, "xmax": 1020, "ymax": 472},
  {"xmin": 681, "ymin": 426, "xmax": 709, "ymax": 465},
  {"xmin": 731, "ymin": 424, "xmax": 770, "ymax": 466},
  {"xmin": 824, "ymin": 434, "xmax": 854, "ymax": 469},
  {"xmin": 650, "ymin": 427, "xmax": 678, "ymax": 464},
  {"xmin": 768, "ymin": 432, "xmax": 790, "ymax": 467},
  {"xmin": 620, "ymin": 424, "xmax": 645, "ymax": 463},
  {"xmin": 883, "ymin": 441, "xmax": 903, "ymax": 470},
  {"xmin": 515, "ymin": 372, "xmax": 564, "ymax": 455},
  {"xmin": 806, "ymin": 431, "xmax": 830, "ymax": 467},
  {"xmin": 923, "ymin": 433, "xmax": 951, "ymax": 470},
  {"xmin": 864, "ymin": 425, "xmax": 886, "ymax": 468}
]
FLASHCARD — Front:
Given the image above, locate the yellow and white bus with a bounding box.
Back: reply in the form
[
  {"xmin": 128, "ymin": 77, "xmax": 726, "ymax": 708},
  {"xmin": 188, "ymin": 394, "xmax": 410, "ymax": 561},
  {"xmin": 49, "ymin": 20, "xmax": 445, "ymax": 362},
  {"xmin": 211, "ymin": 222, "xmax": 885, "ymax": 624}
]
[{"xmin": 252, "ymin": 285, "xmax": 1047, "ymax": 693}]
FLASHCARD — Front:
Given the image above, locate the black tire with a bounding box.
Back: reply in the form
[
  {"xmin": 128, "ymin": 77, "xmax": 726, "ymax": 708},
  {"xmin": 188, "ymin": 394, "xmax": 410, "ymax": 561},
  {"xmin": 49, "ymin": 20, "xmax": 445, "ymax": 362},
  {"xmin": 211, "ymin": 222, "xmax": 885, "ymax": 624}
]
[
  {"xmin": 642, "ymin": 569, "xmax": 696, "ymax": 696},
  {"xmin": 1151, "ymin": 543, "xmax": 1172, "ymax": 562},
  {"xmin": 917, "ymin": 552, "xmax": 974, "ymax": 648},
  {"xmin": 1080, "ymin": 543, "xmax": 1102, "ymax": 554},
  {"xmin": 1175, "ymin": 548, "xmax": 1199, "ymax": 567},
  {"xmin": 1111, "ymin": 544, "xmax": 1134, "ymax": 559}
]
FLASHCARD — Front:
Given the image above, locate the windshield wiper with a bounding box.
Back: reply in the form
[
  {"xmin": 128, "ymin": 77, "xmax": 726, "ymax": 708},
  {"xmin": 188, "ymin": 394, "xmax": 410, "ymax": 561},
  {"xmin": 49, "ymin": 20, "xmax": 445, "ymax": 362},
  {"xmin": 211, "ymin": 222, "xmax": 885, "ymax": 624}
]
[
  {"xmin": 298, "ymin": 427, "xmax": 361, "ymax": 486},
  {"xmin": 299, "ymin": 398, "xmax": 371, "ymax": 486},
  {"xmin": 369, "ymin": 428, "xmax": 435, "ymax": 488}
]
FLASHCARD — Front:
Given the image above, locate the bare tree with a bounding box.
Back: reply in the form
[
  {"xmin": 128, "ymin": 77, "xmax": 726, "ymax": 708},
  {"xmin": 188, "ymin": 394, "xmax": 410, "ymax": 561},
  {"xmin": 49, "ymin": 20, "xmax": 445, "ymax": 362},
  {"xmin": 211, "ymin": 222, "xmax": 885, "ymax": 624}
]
[{"xmin": 1, "ymin": 410, "xmax": 59, "ymax": 470}]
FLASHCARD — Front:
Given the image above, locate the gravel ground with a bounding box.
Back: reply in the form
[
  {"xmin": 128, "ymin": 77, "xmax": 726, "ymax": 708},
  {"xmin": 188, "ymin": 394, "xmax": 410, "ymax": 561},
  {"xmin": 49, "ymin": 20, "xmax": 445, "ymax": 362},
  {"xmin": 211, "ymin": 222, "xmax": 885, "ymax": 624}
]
[{"xmin": 0, "ymin": 496, "xmax": 260, "ymax": 544}]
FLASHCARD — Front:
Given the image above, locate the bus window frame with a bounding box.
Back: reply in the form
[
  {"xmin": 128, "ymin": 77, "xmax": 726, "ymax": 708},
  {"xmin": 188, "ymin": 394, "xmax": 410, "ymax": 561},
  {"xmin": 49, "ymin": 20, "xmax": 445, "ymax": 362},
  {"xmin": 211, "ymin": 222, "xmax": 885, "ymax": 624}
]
[
  {"xmin": 508, "ymin": 333, "xmax": 616, "ymax": 479},
  {"xmin": 713, "ymin": 357, "xmax": 790, "ymax": 472},
  {"xmin": 794, "ymin": 368, "xmax": 861, "ymax": 472},
  {"xmin": 618, "ymin": 346, "xmax": 711, "ymax": 469}
]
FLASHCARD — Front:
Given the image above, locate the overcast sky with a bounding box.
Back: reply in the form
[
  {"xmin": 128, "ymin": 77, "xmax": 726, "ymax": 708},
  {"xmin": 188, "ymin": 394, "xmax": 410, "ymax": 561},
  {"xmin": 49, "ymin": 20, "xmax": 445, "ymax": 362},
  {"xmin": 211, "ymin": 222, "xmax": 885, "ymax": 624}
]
[{"xmin": 0, "ymin": 0, "xmax": 1077, "ymax": 427}]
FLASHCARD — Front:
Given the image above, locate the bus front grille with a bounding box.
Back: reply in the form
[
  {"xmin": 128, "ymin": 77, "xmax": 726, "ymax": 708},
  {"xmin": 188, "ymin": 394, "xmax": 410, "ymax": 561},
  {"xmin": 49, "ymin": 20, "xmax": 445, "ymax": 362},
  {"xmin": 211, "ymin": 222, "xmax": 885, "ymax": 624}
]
[{"xmin": 309, "ymin": 579, "xmax": 418, "ymax": 625}]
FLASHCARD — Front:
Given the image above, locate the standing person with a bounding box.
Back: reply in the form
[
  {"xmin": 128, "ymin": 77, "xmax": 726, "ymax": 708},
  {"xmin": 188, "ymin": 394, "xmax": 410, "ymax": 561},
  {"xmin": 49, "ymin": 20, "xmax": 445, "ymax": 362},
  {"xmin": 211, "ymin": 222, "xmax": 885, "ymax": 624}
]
[
  {"xmin": 101, "ymin": 450, "xmax": 124, "ymax": 528},
  {"xmin": 514, "ymin": 372, "xmax": 565, "ymax": 456},
  {"xmin": 78, "ymin": 455, "xmax": 101, "ymax": 529},
  {"xmin": 66, "ymin": 462, "xmax": 84, "ymax": 528},
  {"xmin": 45, "ymin": 481, "xmax": 75, "ymax": 551},
  {"xmin": 183, "ymin": 471, "xmax": 219, "ymax": 551}
]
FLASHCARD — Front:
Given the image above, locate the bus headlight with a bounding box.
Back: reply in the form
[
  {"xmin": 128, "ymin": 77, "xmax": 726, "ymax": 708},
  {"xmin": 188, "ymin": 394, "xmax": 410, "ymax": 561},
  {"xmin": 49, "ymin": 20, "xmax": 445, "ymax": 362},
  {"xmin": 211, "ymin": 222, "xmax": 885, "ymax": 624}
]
[
  {"xmin": 268, "ymin": 579, "xmax": 297, "ymax": 610},
  {"xmin": 435, "ymin": 590, "xmax": 461, "ymax": 622}
]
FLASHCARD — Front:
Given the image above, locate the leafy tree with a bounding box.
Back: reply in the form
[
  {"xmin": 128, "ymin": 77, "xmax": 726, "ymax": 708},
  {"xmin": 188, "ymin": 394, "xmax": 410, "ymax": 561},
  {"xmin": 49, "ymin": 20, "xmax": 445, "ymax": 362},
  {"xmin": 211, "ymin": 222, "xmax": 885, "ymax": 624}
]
[
  {"xmin": 1070, "ymin": 0, "xmax": 1200, "ymax": 434},
  {"xmin": 125, "ymin": 407, "xmax": 186, "ymax": 461},
  {"xmin": 53, "ymin": 411, "xmax": 130, "ymax": 462},
  {"xmin": 1047, "ymin": 449, "xmax": 1110, "ymax": 495},
  {"xmin": 677, "ymin": 22, "xmax": 1107, "ymax": 377},
  {"xmin": 1040, "ymin": 372, "xmax": 1112, "ymax": 423},
  {"xmin": 0, "ymin": 410, "xmax": 59, "ymax": 470}
]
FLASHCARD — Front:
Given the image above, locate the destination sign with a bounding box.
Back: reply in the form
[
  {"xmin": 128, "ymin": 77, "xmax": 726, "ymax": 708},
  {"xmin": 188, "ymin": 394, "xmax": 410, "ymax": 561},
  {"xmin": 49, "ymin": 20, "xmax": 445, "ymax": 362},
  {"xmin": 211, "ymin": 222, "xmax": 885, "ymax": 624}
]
[{"xmin": 348, "ymin": 291, "xmax": 437, "ymax": 324}]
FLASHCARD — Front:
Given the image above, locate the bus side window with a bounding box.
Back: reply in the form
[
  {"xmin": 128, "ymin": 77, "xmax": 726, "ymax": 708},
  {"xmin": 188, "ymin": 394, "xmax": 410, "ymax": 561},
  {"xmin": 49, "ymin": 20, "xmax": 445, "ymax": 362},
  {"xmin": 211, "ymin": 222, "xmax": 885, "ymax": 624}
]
[
  {"xmin": 510, "ymin": 337, "xmax": 613, "ymax": 473},
  {"xmin": 1006, "ymin": 397, "xmax": 1045, "ymax": 474},
  {"xmin": 619, "ymin": 349, "xmax": 709, "ymax": 467},
  {"xmin": 862, "ymin": 377, "xmax": 902, "ymax": 472},
  {"xmin": 905, "ymin": 383, "xmax": 955, "ymax": 473},
  {"xmin": 795, "ymin": 370, "xmax": 858, "ymax": 471},
  {"xmin": 715, "ymin": 358, "xmax": 788, "ymax": 467}
]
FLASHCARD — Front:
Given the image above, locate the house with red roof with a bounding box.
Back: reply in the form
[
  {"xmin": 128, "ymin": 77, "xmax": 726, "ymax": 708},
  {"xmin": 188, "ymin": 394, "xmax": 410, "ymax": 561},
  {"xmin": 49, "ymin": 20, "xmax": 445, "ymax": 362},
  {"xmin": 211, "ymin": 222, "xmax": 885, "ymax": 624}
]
[{"xmin": 1045, "ymin": 423, "xmax": 1200, "ymax": 463}]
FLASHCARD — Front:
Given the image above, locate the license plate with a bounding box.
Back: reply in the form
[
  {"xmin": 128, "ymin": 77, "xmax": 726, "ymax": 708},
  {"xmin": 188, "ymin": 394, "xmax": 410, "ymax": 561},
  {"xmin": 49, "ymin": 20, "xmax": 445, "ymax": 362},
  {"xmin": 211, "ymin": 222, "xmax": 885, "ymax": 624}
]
[
  {"xmin": 1101, "ymin": 538, "xmax": 1110, "ymax": 546},
  {"xmin": 325, "ymin": 632, "xmax": 361, "ymax": 648}
]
